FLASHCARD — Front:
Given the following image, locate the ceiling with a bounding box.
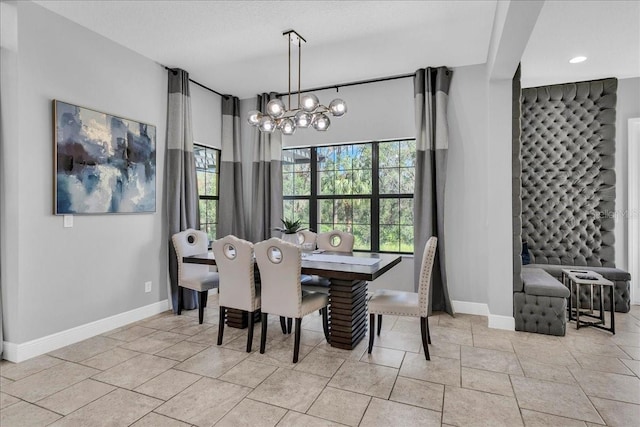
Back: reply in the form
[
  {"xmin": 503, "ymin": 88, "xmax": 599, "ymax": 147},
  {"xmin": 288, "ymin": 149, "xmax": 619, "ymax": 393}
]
[
  {"xmin": 34, "ymin": 0, "xmax": 498, "ymax": 98},
  {"xmin": 521, "ymin": 0, "xmax": 640, "ymax": 88}
]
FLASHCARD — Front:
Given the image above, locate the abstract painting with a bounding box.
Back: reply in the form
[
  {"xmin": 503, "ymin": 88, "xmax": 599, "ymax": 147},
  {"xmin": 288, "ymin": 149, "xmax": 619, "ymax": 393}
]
[{"xmin": 54, "ymin": 100, "xmax": 156, "ymax": 214}]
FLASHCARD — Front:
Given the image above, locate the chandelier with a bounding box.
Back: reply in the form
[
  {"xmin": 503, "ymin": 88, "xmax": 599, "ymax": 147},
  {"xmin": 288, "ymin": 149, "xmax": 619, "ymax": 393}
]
[{"xmin": 247, "ymin": 29, "xmax": 347, "ymax": 135}]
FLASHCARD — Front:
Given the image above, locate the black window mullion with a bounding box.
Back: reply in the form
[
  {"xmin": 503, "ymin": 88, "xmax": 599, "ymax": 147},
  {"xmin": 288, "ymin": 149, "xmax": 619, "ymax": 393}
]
[
  {"xmin": 310, "ymin": 148, "xmax": 318, "ymax": 231},
  {"xmin": 371, "ymin": 142, "xmax": 380, "ymax": 252}
]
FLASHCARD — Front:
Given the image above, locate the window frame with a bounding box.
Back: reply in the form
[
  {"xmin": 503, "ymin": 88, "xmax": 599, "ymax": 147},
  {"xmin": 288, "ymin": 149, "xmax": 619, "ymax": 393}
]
[
  {"xmin": 282, "ymin": 139, "xmax": 415, "ymax": 254},
  {"xmin": 194, "ymin": 144, "xmax": 220, "ymax": 241}
]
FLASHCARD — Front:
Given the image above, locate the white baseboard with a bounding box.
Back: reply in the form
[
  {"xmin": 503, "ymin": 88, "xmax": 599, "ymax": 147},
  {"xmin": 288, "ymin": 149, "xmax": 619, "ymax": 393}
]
[
  {"xmin": 452, "ymin": 300, "xmax": 515, "ymax": 331},
  {"xmin": 452, "ymin": 300, "xmax": 490, "ymax": 316},
  {"xmin": 488, "ymin": 314, "xmax": 516, "ymax": 331},
  {"xmin": 2, "ymin": 300, "xmax": 169, "ymax": 363}
]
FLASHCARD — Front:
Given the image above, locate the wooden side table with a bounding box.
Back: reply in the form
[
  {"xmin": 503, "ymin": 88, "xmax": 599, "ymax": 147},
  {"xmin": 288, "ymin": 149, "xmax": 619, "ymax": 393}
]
[{"xmin": 562, "ymin": 269, "xmax": 615, "ymax": 334}]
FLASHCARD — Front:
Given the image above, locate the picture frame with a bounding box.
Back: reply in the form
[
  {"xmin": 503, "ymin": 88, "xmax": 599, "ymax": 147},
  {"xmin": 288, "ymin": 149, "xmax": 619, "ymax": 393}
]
[{"xmin": 53, "ymin": 100, "xmax": 156, "ymax": 214}]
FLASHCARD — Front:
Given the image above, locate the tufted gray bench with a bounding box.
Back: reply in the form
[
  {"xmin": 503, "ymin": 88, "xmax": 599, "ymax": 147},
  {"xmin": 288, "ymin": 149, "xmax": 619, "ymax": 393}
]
[
  {"xmin": 515, "ymin": 268, "xmax": 570, "ymax": 336},
  {"xmin": 525, "ymin": 264, "xmax": 630, "ymax": 313}
]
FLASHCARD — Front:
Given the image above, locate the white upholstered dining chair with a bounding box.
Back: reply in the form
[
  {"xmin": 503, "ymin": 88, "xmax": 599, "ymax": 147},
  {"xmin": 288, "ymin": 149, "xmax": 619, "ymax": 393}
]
[
  {"xmin": 212, "ymin": 235, "xmax": 261, "ymax": 352},
  {"xmin": 298, "ymin": 230, "xmax": 318, "ymax": 247},
  {"xmin": 255, "ymin": 238, "xmax": 330, "ymax": 363},
  {"xmin": 368, "ymin": 236, "xmax": 437, "ymax": 360},
  {"xmin": 172, "ymin": 229, "xmax": 219, "ymax": 324},
  {"xmin": 317, "ymin": 230, "xmax": 355, "ymax": 253}
]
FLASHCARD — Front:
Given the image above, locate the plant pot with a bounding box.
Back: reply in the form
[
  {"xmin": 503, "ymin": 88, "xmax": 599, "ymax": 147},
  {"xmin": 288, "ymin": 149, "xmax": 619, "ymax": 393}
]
[{"xmin": 281, "ymin": 232, "xmax": 300, "ymax": 246}]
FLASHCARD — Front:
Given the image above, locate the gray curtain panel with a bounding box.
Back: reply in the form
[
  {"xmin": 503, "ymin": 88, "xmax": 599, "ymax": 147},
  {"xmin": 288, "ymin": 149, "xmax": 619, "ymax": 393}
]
[
  {"xmin": 218, "ymin": 96, "xmax": 247, "ymax": 239},
  {"xmin": 413, "ymin": 67, "xmax": 454, "ymax": 316},
  {"xmin": 250, "ymin": 93, "xmax": 283, "ymax": 243},
  {"xmin": 167, "ymin": 68, "xmax": 199, "ymax": 312}
]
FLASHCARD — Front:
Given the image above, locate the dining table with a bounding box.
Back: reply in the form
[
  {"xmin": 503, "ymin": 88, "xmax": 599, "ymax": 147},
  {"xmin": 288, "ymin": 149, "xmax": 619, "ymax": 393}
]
[{"xmin": 183, "ymin": 250, "xmax": 402, "ymax": 350}]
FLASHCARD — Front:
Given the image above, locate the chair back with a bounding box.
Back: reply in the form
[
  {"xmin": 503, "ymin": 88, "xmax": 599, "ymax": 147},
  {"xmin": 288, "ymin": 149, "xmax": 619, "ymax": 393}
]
[
  {"xmin": 418, "ymin": 236, "xmax": 438, "ymax": 317},
  {"xmin": 254, "ymin": 238, "xmax": 303, "ymax": 318},
  {"xmin": 298, "ymin": 230, "xmax": 317, "ymax": 247},
  {"xmin": 212, "ymin": 235, "xmax": 258, "ymax": 312},
  {"xmin": 317, "ymin": 230, "xmax": 354, "ymax": 253},
  {"xmin": 172, "ymin": 229, "xmax": 209, "ymax": 284}
]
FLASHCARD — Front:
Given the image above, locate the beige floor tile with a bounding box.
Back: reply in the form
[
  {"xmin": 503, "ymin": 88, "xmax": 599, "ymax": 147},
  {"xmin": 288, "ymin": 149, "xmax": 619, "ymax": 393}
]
[
  {"xmin": 590, "ymin": 396, "xmax": 640, "ymax": 427},
  {"xmin": 438, "ymin": 314, "xmax": 473, "ymax": 331},
  {"xmin": 461, "ymin": 345, "xmax": 523, "ymax": 375},
  {"xmin": 130, "ymin": 412, "xmax": 192, "ymax": 427},
  {"xmin": 0, "ymin": 392, "xmax": 21, "ymax": 410},
  {"xmin": 359, "ymin": 346, "xmax": 405, "ymax": 368},
  {"xmin": 218, "ymin": 360, "xmax": 278, "ymax": 388},
  {"xmin": 175, "ymin": 345, "xmax": 248, "ymax": 378},
  {"xmin": 419, "ymin": 340, "xmax": 461, "ymax": 360},
  {"xmin": 372, "ymin": 330, "xmax": 422, "ymax": 352},
  {"xmin": 571, "ymin": 351, "xmax": 635, "ymax": 375},
  {"xmin": 276, "ymin": 411, "xmax": 346, "ymax": 427},
  {"xmin": 461, "ymin": 367, "xmax": 514, "ymax": 396},
  {"xmin": 155, "ymin": 341, "xmax": 208, "ymax": 361},
  {"xmin": 621, "ymin": 358, "xmax": 640, "ymax": 376},
  {"xmin": 399, "ymin": 353, "xmax": 460, "ymax": 386},
  {"xmin": 134, "ymin": 369, "xmax": 201, "ymax": 400},
  {"xmin": 429, "ymin": 325, "xmax": 474, "ymax": 347},
  {"xmin": 472, "ymin": 335, "xmax": 515, "ymax": 352},
  {"xmin": 247, "ymin": 340, "xmax": 314, "ymax": 368},
  {"xmin": 36, "ymin": 379, "xmax": 115, "ymax": 415},
  {"xmin": 611, "ymin": 331, "xmax": 640, "ymax": 347},
  {"xmin": 49, "ymin": 388, "xmax": 161, "ymax": 427},
  {"xmin": 92, "ymin": 353, "xmax": 177, "ymax": 389},
  {"xmin": 0, "ymin": 376, "xmax": 14, "ymax": 389},
  {"xmin": 570, "ymin": 367, "xmax": 640, "ymax": 404},
  {"xmin": 0, "ymin": 355, "xmax": 63, "ymax": 381},
  {"xmin": 442, "ymin": 386, "xmax": 523, "ymax": 427},
  {"xmin": 105, "ymin": 325, "xmax": 157, "ymax": 342},
  {"xmin": 389, "ymin": 376, "xmax": 444, "ymax": 411},
  {"xmin": 513, "ymin": 341, "xmax": 578, "ymax": 367},
  {"xmin": 48, "ymin": 336, "xmax": 122, "ymax": 362},
  {"xmin": 510, "ymin": 375, "xmax": 603, "ymax": 423},
  {"xmin": 298, "ymin": 330, "xmax": 329, "ymax": 347},
  {"xmin": 141, "ymin": 314, "xmax": 194, "ymax": 331},
  {"xmin": 186, "ymin": 324, "xmax": 242, "ymax": 345},
  {"xmin": 520, "ymin": 409, "xmax": 587, "ymax": 426},
  {"xmin": 0, "ymin": 401, "xmax": 61, "ymax": 426},
  {"xmin": 169, "ymin": 322, "xmax": 214, "ymax": 336},
  {"xmin": 328, "ymin": 361, "xmax": 398, "ymax": 399},
  {"xmin": 294, "ymin": 351, "xmax": 345, "ymax": 377},
  {"xmin": 390, "ymin": 317, "xmax": 422, "ymax": 334},
  {"xmin": 79, "ymin": 347, "xmax": 140, "ymax": 370},
  {"xmin": 360, "ymin": 397, "xmax": 441, "ymax": 427},
  {"xmin": 155, "ymin": 377, "xmax": 250, "ymax": 426},
  {"xmin": 120, "ymin": 331, "xmax": 188, "ymax": 354},
  {"xmin": 216, "ymin": 398, "xmax": 288, "ymax": 427},
  {"xmin": 307, "ymin": 387, "xmax": 371, "ymax": 427},
  {"xmin": 564, "ymin": 341, "xmax": 630, "ymax": 359},
  {"xmin": 619, "ymin": 345, "xmax": 640, "ymax": 360},
  {"xmin": 519, "ymin": 357, "xmax": 577, "ymax": 385},
  {"xmin": 3, "ymin": 361, "xmax": 99, "ymax": 402},
  {"xmin": 311, "ymin": 341, "xmax": 367, "ymax": 361},
  {"xmin": 248, "ymin": 368, "xmax": 328, "ymax": 412}
]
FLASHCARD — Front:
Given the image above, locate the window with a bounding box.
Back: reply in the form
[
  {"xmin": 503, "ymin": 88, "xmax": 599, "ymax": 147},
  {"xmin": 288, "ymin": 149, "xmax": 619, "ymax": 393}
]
[
  {"xmin": 194, "ymin": 145, "xmax": 220, "ymax": 241},
  {"xmin": 282, "ymin": 140, "xmax": 415, "ymax": 253}
]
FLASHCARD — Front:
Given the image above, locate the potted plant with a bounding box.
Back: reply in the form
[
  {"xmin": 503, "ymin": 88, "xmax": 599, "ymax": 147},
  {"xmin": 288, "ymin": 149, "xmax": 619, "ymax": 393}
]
[{"xmin": 274, "ymin": 218, "xmax": 306, "ymax": 245}]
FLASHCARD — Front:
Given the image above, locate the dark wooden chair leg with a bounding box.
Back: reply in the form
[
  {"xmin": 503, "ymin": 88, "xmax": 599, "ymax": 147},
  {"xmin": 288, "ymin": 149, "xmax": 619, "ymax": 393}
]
[
  {"xmin": 426, "ymin": 317, "xmax": 431, "ymax": 344},
  {"xmin": 217, "ymin": 306, "xmax": 226, "ymax": 345},
  {"xmin": 377, "ymin": 314, "xmax": 382, "ymax": 336},
  {"xmin": 260, "ymin": 313, "xmax": 268, "ymax": 354},
  {"xmin": 420, "ymin": 316, "xmax": 430, "ymax": 360},
  {"xmin": 321, "ymin": 307, "xmax": 330, "ymax": 342},
  {"xmin": 287, "ymin": 317, "xmax": 293, "ymax": 334},
  {"xmin": 368, "ymin": 313, "xmax": 375, "ymax": 354},
  {"xmin": 293, "ymin": 318, "xmax": 302, "ymax": 363},
  {"xmin": 198, "ymin": 291, "xmax": 207, "ymax": 324},
  {"xmin": 177, "ymin": 287, "xmax": 183, "ymax": 315},
  {"xmin": 246, "ymin": 310, "xmax": 255, "ymax": 353},
  {"xmin": 279, "ymin": 316, "xmax": 287, "ymax": 334}
]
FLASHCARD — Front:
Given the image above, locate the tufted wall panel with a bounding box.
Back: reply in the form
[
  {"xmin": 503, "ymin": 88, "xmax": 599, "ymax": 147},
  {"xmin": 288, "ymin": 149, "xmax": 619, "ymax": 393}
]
[
  {"xmin": 514, "ymin": 292, "xmax": 567, "ymax": 336},
  {"xmin": 521, "ymin": 78, "xmax": 617, "ymax": 267}
]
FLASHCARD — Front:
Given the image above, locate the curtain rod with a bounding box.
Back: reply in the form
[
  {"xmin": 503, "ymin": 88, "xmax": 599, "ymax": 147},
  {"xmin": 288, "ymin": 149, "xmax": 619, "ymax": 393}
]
[
  {"xmin": 162, "ymin": 65, "xmax": 227, "ymax": 98},
  {"xmin": 275, "ymin": 72, "xmax": 414, "ymax": 97}
]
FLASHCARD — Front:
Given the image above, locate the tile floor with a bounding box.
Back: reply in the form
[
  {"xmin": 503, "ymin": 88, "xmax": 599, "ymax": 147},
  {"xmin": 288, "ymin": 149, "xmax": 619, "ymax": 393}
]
[{"xmin": 1, "ymin": 296, "xmax": 639, "ymax": 427}]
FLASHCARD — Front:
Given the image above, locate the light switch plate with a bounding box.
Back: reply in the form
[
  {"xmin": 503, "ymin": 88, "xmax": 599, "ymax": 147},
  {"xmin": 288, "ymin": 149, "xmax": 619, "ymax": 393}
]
[{"xmin": 63, "ymin": 215, "xmax": 73, "ymax": 228}]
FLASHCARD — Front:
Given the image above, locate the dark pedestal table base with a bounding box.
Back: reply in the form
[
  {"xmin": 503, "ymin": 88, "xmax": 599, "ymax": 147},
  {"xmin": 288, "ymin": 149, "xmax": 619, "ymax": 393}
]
[
  {"xmin": 329, "ymin": 279, "xmax": 368, "ymax": 350},
  {"xmin": 226, "ymin": 308, "xmax": 261, "ymax": 329}
]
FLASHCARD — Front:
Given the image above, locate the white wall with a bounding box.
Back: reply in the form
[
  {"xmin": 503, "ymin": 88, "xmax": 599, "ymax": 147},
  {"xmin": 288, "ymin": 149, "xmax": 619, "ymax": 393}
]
[
  {"xmin": 615, "ymin": 77, "xmax": 640, "ymax": 272},
  {"xmin": 1, "ymin": 1, "xmax": 168, "ymax": 346}
]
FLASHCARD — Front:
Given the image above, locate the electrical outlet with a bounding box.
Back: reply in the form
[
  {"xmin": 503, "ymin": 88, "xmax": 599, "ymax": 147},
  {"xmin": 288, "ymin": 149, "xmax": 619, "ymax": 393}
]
[{"xmin": 144, "ymin": 281, "xmax": 152, "ymax": 293}]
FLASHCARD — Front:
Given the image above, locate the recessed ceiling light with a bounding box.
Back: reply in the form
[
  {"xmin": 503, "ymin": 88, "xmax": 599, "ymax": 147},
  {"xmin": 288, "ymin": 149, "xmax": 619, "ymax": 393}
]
[{"xmin": 569, "ymin": 56, "xmax": 587, "ymax": 64}]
